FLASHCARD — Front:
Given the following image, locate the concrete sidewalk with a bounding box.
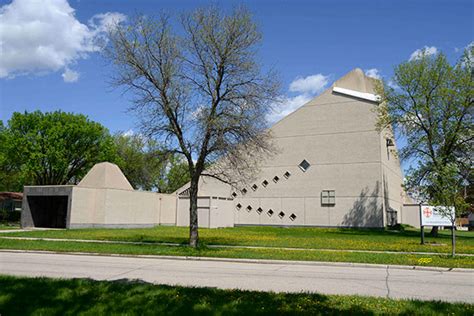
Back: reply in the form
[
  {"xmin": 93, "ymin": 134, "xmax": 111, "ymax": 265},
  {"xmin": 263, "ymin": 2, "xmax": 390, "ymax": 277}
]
[{"xmin": 1, "ymin": 250, "xmax": 473, "ymax": 303}]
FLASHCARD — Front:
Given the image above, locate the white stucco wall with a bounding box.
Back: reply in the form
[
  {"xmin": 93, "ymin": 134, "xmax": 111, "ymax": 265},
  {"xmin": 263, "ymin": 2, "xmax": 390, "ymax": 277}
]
[
  {"xmin": 69, "ymin": 187, "xmax": 176, "ymax": 228},
  {"xmin": 176, "ymin": 69, "xmax": 406, "ymax": 228}
]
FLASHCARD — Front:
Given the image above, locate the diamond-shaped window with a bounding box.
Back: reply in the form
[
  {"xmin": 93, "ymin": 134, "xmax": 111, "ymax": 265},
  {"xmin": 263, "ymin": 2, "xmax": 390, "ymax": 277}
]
[{"xmin": 299, "ymin": 159, "xmax": 310, "ymax": 172}]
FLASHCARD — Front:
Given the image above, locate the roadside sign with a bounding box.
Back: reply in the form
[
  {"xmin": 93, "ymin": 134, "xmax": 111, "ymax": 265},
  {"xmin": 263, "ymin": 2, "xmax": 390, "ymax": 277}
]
[{"xmin": 420, "ymin": 205, "xmax": 454, "ymax": 226}]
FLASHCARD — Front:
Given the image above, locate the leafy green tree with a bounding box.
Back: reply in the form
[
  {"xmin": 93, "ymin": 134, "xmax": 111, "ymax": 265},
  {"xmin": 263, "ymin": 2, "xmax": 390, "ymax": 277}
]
[
  {"xmin": 0, "ymin": 121, "xmax": 22, "ymax": 191},
  {"xmin": 0, "ymin": 111, "xmax": 117, "ymax": 189},
  {"xmin": 158, "ymin": 155, "xmax": 190, "ymax": 194},
  {"xmin": 114, "ymin": 133, "xmax": 167, "ymax": 191},
  {"xmin": 376, "ymin": 48, "xmax": 473, "ymax": 241}
]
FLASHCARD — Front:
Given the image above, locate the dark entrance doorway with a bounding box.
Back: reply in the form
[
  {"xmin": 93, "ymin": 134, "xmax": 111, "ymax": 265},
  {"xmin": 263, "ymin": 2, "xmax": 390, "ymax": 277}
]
[{"xmin": 27, "ymin": 196, "xmax": 68, "ymax": 228}]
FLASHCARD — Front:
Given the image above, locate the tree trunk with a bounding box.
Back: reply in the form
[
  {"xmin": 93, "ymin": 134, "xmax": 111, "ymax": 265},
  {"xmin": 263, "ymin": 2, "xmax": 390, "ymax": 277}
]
[
  {"xmin": 188, "ymin": 178, "xmax": 199, "ymax": 248},
  {"xmin": 451, "ymin": 222, "xmax": 456, "ymax": 257},
  {"xmin": 430, "ymin": 226, "xmax": 439, "ymax": 237}
]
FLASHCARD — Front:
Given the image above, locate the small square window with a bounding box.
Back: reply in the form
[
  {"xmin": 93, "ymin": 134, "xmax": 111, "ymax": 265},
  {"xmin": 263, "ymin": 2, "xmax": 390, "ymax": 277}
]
[
  {"xmin": 321, "ymin": 190, "xmax": 336, "ymax": 205},
  {"xmin": 299, "ymin": 159, "xmax": 310, "ymax": 172},
  {"xmin": 257, "ymin": 207, "xmax": 263, "ymax": 214},
  {"xmin": 262, "ymin": 180, "xmax": 269, "ymax": 187},
  {"xmin": 273, "ymin": 176, "xmax": 280, "ymax": 183},
  {"xmin": 252, "ymin": 184, "xmax": 258, "ymax": 191},
  {"xmin": 247, "ymin": 205, "xmax": 252, "ymax": 212},
  {"xmin": 236, "ymin": 203, "xmax": 242, "ymax": 210},
  {"xmin": 267, "ymin": 209, "xmax": 274, "ymax": 216},
  {"xmin": 284, "ymin": 171, "xmax": 291, "ymax": 179},
  {"xmin": 241, "ymin": 188, "xmax": 247, "ymax": 195},
  {"xmin": 289, "ymin": 213, "xmax": 297, "ymax": 221},
  {"xmin": 231, "ymin": 192, "xmax": 237, "ymax": 198},
  {"xmin": 278, "ymin": 211, "xmax": 285, "ymax": 218}
]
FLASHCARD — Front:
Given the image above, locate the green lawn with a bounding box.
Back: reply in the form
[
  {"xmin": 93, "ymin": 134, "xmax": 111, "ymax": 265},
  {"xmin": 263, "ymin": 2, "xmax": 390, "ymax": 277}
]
[
  {"xmin": 0, "ymin": 224, "xmax": 20, "ymax": 230},
  {"xmin": 0, "ymin": 275, "xmax": 472, "ymax": 315},
  {"xmin": 0, "ymin": 238, "xmax": 472, "ymax": 268},
  {"xmin": 2, "ymin": 225, "xmax": 473, "ymax": 254},
  {"xmin": 1, "ymin": 226, "xmax": 473, "ymax": 268}
]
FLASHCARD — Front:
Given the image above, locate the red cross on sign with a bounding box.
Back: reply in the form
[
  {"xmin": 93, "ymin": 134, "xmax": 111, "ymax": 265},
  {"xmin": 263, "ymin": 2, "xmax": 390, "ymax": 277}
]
[{"xmin": 423, "ymin": 207, "xmax": 432, "ymax": 217}]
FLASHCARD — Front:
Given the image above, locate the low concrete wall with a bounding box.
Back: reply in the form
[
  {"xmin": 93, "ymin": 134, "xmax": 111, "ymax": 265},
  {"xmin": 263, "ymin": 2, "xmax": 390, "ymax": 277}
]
[
  {"xmin": 159, "ymin": 194, "xmax": 177, "ymax": 225},
  {"xmin": 177, "ymin": 196, "xmax": 235, "ymax": 228},
  {"xmin": 401, "ymin": 204, "xmax": 420, "ymax": 228},
  {"xmin": 23, "ymin": 185, "xmax": 177, "ymax": 229}
]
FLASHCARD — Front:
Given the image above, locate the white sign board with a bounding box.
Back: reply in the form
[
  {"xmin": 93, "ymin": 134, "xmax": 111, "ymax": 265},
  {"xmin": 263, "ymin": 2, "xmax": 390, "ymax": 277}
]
[{"xmin": 420, "ymin": 205, "xmax": 454, "ymax": 226}]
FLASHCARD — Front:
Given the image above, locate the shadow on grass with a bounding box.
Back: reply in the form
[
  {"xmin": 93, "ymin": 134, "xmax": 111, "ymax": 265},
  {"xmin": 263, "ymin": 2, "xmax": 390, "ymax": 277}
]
[{"xmin": 0, "ymin": 276, "xmax": 471, "ymax": 315}]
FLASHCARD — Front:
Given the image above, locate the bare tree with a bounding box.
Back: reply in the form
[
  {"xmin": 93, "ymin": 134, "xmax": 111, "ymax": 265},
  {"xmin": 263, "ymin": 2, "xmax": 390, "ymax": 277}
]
[{"xmin": 106, "ymin": 7, "xmax": 279, "ymax": 247}]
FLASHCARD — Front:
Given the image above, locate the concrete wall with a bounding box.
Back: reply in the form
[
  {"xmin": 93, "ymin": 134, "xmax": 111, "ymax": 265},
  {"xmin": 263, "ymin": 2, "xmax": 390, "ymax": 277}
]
[
  {"xmin": 159, "ymin": 194, "xmax": 177, "ymax": 225},
  {"xmin": 176, "ymin": 196, "xmax": 234, "ymax": 228},
  {"xmin": 401, "ymin": 204, "xmax": 421, "ymax": 228},
  {"xmin": 229, "ymin": 87, "xmax": 385, "ymax": 227},
  {"xmin": 21, "ymin": 186, "xmax": 74, "ymax": 228},
  {"xmin": 70, "ymin": 187, "xmax": 177, "ymax": 228},
  {"xmin": 23, "ymin": 185, "xmax": 177, "ymax": 229},
  {"xmin": 379, "ymin": 128, "xmax": 405, "ymax": 226},
  {"xmin": 175, "ymin": 70, "xmax": 406, "ymax": 228}
]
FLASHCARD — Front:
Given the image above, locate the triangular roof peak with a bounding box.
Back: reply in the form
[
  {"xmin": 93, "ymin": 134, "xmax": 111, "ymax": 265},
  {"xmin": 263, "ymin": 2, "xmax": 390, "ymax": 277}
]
[
  {"xmin": 332, "ymin": 68, "xmax": 378, "ymax": 94},
  {"xmin": 78, "ymin": 162, "xmax": 134, "ymax": 190}
]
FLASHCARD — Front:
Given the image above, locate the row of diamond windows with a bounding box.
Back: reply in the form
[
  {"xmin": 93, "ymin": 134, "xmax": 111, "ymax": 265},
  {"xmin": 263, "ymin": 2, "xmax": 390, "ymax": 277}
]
[
  {"xmin": 235, "ymin": 204, "xmax": 297, "ymax": 220},
  {"xmin": 232, "ymin": 159, "xmax": 311, "ymax": 197}
]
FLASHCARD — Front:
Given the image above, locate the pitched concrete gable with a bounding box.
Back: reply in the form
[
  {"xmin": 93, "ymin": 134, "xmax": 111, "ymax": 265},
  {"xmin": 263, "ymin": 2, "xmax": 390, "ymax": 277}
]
[{"xmin": 78, "ymin": 162, "xmax": 133, "ymax": 190}]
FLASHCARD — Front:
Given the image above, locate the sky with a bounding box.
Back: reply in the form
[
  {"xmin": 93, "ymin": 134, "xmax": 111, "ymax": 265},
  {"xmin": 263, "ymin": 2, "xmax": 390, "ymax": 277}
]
[{"xmin": 0, "ymin": 0, "xmax": 473, "ymax": 164}]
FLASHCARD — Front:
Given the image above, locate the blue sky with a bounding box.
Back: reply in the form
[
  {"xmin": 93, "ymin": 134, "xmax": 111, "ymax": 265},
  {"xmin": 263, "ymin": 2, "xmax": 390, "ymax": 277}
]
[{"xmin": 0, "ymin": 0, "xmax": 473, "ymax": 149}]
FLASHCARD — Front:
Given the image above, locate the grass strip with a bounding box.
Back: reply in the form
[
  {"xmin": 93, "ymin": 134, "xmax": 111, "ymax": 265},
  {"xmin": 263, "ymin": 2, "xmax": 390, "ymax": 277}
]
[
  {"xmin": 0, "ymin": 224, "xmax": 20, "ymax": 230},
  {"xmin": 1, "ymin": 226, "xmax": 472, "ymax": 254},
  {"xmin": 0, "ymin": 238, "xmax": 472, "ymax": 268},
  {"xmin": 0, "ymin": 275, "xmax": 472, "ymax": 315}
]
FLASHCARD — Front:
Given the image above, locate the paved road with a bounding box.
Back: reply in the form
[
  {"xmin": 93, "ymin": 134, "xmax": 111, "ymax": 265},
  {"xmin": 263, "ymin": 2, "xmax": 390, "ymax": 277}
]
[{"xmin": 0, "ymin": 251, "xmax": 473, "ymax": 303}]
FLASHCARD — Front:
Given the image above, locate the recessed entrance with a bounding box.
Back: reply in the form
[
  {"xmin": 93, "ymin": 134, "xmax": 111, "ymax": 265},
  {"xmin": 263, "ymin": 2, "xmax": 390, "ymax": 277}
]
[{"xmin": 27, "ymin": 195, "xmax": 68, "ymax": 228}]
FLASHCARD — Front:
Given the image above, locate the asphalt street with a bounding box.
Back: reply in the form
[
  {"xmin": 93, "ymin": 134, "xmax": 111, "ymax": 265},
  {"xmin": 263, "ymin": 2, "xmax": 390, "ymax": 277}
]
[{"xmin": 0, "ymin": 251, "xmax": 472, "ymax": 303}]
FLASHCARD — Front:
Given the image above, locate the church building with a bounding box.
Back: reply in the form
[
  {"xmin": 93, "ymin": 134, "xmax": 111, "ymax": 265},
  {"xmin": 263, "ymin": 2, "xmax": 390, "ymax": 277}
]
[
  {"xmin": 174, "ymin": 69, "xmax": 412, "ymax": 228},
  {"xmin": 21, "ymin": 69, "xmax": 419, "ymax": 229}
]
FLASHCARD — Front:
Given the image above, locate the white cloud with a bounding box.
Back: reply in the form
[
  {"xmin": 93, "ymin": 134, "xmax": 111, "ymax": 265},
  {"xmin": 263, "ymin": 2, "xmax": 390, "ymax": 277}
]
[
  {"xmin": 62, "ymin": 68, "xmax": 79, "ymax": 82},
  {"xmin": 267, "ymin": 94, "xmax": 313, "ymax": 123},
  {"xmin": 364, "ymin": 68, "xmax": 381, "ymax": 80},
  {"xmin": 455, "ymin": 42, "xmax": 473, "ymax": 54},
  {"xmin": 0, "ymin": 0, "xmax": 126, "ymax": 80},
  {"xmin": 387, "ymin": 79, "xmax": 399, "ymax": 90},
  {"xmin": 409, "ymin": 46, "xmax": 438, "ymax": 61},
  {"xmin": 268, "ymin": 73, "xmax": 330, "ymax": 123},
  {"xmin": 289, "ymin": 74, "xmax": 329, "ymax": 94},
  {"xmin": 465, "ymin": 42, "xmax": 474, "ymax": 58},
  {"xmin": 123, "ymin": 129, "xmax": 134, "ymax": 137},
  {"xmin": 87, "ymin": 12, "xmax": 127, "ymax": 46}
]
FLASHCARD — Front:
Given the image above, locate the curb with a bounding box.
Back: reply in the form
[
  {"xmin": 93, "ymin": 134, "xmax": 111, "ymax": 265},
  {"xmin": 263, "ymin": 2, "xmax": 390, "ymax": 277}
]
[{"xmin": 1, "ymin": 249, "xmax": 472, "ymax": 273}]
